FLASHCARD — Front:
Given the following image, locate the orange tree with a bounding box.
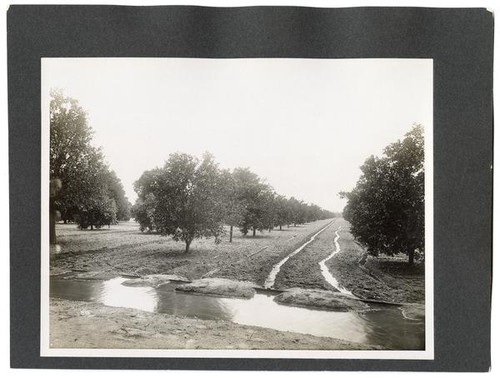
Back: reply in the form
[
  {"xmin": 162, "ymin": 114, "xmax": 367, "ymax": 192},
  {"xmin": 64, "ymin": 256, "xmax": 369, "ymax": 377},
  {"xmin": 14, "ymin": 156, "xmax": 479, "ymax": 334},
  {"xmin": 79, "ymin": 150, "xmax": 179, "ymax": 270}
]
[{"xmin": 341, "ymin": 125, "xmax": 424, "ymax": 265}]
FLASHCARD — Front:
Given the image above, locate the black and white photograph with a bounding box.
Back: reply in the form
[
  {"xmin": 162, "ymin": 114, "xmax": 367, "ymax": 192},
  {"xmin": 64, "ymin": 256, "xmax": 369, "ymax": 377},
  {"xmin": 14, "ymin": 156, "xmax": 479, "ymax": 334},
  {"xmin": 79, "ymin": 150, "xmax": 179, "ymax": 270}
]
[{"xmin": 40, "ymin": 58, "xmax": 433, "ymax": 358}]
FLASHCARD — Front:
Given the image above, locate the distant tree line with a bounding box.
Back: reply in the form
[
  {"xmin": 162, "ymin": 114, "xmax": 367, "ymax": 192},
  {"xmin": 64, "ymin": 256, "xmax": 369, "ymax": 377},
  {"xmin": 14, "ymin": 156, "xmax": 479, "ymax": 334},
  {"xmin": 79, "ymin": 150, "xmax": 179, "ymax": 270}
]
[
  {"xmin": 50, "ymin": 89, "xmax": 131, "ymax": 242},
  {"xmin": 132, "ymin": 153, "xmax": 335, "ymax": 253},
  {"xmin": 340, "ymin": 125, "xmax": 424, "ymax": 265}
]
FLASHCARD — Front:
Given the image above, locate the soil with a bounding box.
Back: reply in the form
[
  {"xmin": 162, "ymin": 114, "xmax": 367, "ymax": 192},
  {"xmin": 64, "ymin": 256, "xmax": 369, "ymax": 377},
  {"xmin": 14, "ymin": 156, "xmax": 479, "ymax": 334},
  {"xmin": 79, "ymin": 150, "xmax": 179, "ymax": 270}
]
[
  {"xmin": 51, "ymin": 220, "xmax": 333, "ymax": 286},
  {"xmin": 269, "ymin": 218, "xmax": 424, "ymax": 305},
  {"xmin": 122, "ymin": 274, "xmax": 191, "ymax": 288},
  {"xmin": 50, "ymin": 298, "xmax": 380, "ymax": 350},
  {"xmin": 49, "ymin": 218, "xmax": 425, "ymax": 350},
  {"xmin": 175, "ymin": 278, "xmax": 257, "ymax": 299},
  {"xmin": 275, "ymin": 289, "xmax": 370, "ymax": 312},
  {"xmin": 326, "ymin": 219, "xmax": 425, "ymax": 304},
  {"xmin": 273, "ymin": 219, "xmax": 341, "ymax": 291}
]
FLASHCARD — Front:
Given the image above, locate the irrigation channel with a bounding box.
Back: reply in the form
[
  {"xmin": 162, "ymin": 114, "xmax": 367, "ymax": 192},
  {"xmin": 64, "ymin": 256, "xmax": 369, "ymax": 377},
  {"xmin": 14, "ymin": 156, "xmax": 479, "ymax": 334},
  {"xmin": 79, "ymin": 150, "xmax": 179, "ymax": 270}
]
[
  {"xmin": 264, "ymin": 220, "xmax": 335, "ymax": 289},
  {"xmin": 50, "ymin": 222, "xmax": 425, "ymax": 350},
  {"xmin": 318, "ymin": 227, "xmax": 353, "ymax": 295}
]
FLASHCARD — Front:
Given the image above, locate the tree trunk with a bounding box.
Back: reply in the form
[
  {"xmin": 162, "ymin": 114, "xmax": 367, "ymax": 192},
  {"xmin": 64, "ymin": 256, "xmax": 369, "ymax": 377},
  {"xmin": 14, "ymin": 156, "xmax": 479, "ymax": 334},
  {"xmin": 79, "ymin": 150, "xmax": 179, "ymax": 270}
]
[
  {"xmin": 229, "ymin": 225, "xmax": 233, "ymax": 243},
  {"xmin": 408, "ymin": 248, "xmax": 415, "ymax": 265},
  {"xmin": 49, "ymin": 209, "xmax": 56, "ymax": 244},
  {"xmin": 185, "ymin": 239, "xmax": 192, "ymax": 253},
  {"xmin": 253, "ymin": 227, "xmax": 256, "ymax": 237},
  {"xmin": 90, "ymin": 224, "xmax": 94, "ymax": 231},
  {"xmin": 279, "ymin": 225, "xmax": 282, "ymax": 231}
]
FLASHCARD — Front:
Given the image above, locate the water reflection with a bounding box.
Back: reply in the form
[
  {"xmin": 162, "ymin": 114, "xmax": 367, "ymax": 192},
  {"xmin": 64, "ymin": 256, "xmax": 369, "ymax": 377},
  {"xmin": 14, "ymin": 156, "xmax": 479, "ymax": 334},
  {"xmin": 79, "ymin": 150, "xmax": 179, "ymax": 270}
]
[
  {"xmin": 50, "ymin": 277, "xmax": 424, "ymax": 350},
  {"xmin": 50, "ymin": 278, "xmax": 105, "ymax": 302},
  {"xmin": 100, "ymin": 278, "xmax": 158, "ymax": 313},
  {"xmin": 360, "ymin": 306, "xmax": 425, "ymax": 350},
  {"xmin": 155, "ymin": 284, "xmax": 234, "ymax": 321},
  {"xmin": 219, "ymin": 292, "xmax": 369, "ymax": 344}
]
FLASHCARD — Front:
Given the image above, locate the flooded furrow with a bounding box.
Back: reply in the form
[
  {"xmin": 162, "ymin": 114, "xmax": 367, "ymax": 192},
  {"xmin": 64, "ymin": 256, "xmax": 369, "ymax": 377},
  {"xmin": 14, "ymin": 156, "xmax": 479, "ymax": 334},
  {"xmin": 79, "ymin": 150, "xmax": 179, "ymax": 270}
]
[
  {"xmin": 264, "ymin": 220, "xmax": 334, "ymax": 289},
  {"xmin": 318, "ymin": 227, "xmax": 353, "ymax": 295}
]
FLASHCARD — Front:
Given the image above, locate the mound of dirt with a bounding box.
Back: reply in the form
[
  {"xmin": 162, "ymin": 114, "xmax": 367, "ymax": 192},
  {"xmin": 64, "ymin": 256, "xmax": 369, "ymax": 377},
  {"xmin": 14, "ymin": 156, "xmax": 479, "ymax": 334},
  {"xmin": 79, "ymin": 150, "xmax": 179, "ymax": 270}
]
[
  {"xmin": 122, "ymin": 274, "xmax": 191, "ymax": 288},
  {"xmin": 176, "ymin": 278, "xmax": 257, "ymax": 299},
  {"xmin": 275, "ymin": 288, "xmax": 370, "ymax": 312}
]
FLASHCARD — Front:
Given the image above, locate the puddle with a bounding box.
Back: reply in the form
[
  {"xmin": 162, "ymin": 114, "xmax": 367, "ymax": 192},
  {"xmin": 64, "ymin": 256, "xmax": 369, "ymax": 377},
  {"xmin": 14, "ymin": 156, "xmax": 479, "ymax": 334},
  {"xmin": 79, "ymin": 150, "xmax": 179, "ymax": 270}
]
[{"xmin": 50, "ymin": 276, "xmax": 424, "ymax": 350}]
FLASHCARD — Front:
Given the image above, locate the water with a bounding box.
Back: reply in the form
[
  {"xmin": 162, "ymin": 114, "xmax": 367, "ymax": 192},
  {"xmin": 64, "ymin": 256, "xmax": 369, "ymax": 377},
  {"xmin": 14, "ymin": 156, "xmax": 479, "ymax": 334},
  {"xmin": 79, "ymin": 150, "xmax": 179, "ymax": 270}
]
[
  {"xmin": 50, "ymin": 277, "xmax": 424, "ymax": 350},
  {"xmin": 318, "ymin": 226, "xmax": 353, "ymax": 295}
]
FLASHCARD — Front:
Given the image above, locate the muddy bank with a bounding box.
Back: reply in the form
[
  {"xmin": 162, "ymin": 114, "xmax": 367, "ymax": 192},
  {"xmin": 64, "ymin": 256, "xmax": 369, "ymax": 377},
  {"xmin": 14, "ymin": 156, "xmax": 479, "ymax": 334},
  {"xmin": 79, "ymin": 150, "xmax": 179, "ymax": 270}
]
[
  {"xmin": 122, "ymin": 274, "xmax": 191, "ymax": 288},
  {"xmin": 275, "ymin": 288, "xmax": 369, "ymax": 312},
  {"xmin": 327, "ymin": 220, "xmax": 425, "ymax": 304},
  {"xmin": 50, "ymin": 298, "xmax": 380, "ymax": 350},
  {"xmin": 176, "ymin": 278, "xmax": 257, "ymax": 299}
]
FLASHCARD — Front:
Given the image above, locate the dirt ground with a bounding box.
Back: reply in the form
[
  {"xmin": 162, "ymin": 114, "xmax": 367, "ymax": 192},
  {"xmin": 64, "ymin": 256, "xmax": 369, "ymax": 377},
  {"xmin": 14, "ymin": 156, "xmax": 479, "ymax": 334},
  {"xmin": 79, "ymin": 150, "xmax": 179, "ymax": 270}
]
[
  {"xmin": 326, "ymin": 219, "xmax": 425, "ymax": 304},
  {"xmin": 51, "ymin": 217, "xmax": 425, "ymax": 304},
  {"xmin": 51, "ymin": 219, "xmax": 333, "ymax": 286},
  {"xmin": 270, "ymin": 218, "xmax": 424, "ymax": 305},
  {"xmin": 49, "ymin": 218, "xmax": 425, "ymax": 350},
  {"xmin": 50, "ymin": 298, "xmax": 379, "ymax": 350},
  {"xmin": 273, "ymin": 218, "xmax": 341, "ymax": 290}
]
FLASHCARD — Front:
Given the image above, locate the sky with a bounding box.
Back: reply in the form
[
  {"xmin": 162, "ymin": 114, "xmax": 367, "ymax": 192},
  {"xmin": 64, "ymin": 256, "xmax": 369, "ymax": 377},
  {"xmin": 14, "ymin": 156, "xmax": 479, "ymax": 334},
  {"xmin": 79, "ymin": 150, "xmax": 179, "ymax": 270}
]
[{"xmin": 42, "ymin": 58, "xmax": 432, "ymax": 212}]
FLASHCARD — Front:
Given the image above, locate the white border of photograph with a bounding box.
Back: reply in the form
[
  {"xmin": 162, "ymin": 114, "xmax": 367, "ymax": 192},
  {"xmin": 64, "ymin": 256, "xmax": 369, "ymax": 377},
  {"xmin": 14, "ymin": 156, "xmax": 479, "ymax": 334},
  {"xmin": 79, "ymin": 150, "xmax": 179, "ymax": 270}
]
[{"xmin": 40, "ymin": 57, "xmax": 433, "ymax": 359}]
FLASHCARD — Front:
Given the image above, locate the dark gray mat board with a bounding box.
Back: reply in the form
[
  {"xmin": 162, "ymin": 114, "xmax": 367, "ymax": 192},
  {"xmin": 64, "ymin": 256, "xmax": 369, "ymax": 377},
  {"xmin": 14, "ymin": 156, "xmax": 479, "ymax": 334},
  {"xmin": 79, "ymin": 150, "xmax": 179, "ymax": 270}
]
[{"xmin": 8, "ymin": 5, "xmax": 493, "ymax": 371}]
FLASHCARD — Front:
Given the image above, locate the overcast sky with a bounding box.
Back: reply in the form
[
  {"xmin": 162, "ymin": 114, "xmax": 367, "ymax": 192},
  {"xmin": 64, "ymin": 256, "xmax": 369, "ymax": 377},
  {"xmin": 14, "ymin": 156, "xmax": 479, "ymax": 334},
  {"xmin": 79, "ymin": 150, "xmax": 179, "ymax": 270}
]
[{"xmin": 43, "ymin": 58, "xmax": 432, "ymax": 212}]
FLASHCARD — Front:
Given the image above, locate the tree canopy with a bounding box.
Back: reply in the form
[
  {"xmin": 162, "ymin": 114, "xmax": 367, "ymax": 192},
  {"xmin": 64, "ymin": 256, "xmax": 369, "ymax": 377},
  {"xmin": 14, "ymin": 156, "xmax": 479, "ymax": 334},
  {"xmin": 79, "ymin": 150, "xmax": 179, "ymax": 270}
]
[
  {"xmin": 50, "ymin": 89, "xmax": 130, "ymax": 234},
  {"xmin": 132, "ymin": 154, "xmax": 335, "ymax": 251},
  {"xmin": 132, "ymin": 153, "xmax": 228, "ymax": 252},
  {"xmin": 340, "ymin": 124, "xmax": 424, "ymax": 265}
]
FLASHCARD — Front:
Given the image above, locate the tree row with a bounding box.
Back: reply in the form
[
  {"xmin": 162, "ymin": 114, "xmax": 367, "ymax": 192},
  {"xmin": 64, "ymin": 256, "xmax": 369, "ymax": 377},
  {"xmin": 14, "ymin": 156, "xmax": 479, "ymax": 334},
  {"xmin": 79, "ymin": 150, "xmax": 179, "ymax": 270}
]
[{"xmin": 131, "ymin": 153, "xmax": 335, "ymax": 252}]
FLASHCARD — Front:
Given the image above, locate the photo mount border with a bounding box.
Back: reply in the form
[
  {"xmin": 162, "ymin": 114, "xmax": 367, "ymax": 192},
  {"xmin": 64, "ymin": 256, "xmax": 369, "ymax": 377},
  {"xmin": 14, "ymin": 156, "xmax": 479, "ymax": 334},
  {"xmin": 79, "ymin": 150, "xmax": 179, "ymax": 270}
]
[
  {"xmin": 39, "ymin": 57, "xmax": 434, "ymax": 361},
  {"xmin": 8, "ymin": 5, "xmax": 493, "ymax": 371}
]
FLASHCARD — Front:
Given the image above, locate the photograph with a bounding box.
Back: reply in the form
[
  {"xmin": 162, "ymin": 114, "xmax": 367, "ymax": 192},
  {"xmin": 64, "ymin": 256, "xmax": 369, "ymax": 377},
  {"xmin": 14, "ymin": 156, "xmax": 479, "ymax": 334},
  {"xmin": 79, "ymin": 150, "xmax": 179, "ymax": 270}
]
[{"xmin": 41, "ymin": 57, "xmax": 433, "ymax": 359}]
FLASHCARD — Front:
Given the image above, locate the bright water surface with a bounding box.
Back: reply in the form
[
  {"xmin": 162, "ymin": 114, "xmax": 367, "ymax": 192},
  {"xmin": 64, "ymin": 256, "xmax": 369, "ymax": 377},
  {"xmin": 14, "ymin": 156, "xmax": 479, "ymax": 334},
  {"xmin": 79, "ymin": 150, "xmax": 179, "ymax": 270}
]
[{"xmin": 51, "ymin": 277, "xmax": 424, "ymax": 350}]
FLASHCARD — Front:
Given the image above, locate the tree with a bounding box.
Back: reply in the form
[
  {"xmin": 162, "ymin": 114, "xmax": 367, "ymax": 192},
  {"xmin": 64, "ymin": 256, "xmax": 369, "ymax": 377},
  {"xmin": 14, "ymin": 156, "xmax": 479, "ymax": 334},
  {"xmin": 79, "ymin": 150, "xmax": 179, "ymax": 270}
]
[
  {"xmin": 133, "ymin": 153, "xmax": 227, "ymax": 252},
  {"xmin": 274, "ymin": 195, "xmax": 291, "ymax": 230},
  {"xmin": 71, "ymin": 148, "xmax": 117, "ymax": 230},
  {"xmin": 231, "ymin": 168, "xmax": 271, "ymax": 236},
  {"xmin": 220, "ymin": 170, "xmax": 245, "ymax": 242},
  {"xmin": 50, "ymin": 88, "xmax": 95, "ymax": 224},
  {"xmin": 340, "ymin": 125, "xmax": 424, "ymax": 265},
  {"xmin": 260, "ymin": 190, "xmax": 278, "ymax": 232},
  {"xmin": 76, "ymin": 195, "xmax": 117, "ymax": 230},
  {"xmin": 131, "ymin": 193, "xmax": 158, "ymax": 232},
  {"xmin": 50, "ymin": 89, "xmax": 124, "ymax": 233},
  {"xmin": 288, "ymin": 197, "xmax": 306, "ymax": 226},
  {"xmin": 106, "ymin": 170, "xmax": 131, "ymax": 221},
  {"xmin": 131, "ymin": 168, "xmax": 162, "ymax": 232}
]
